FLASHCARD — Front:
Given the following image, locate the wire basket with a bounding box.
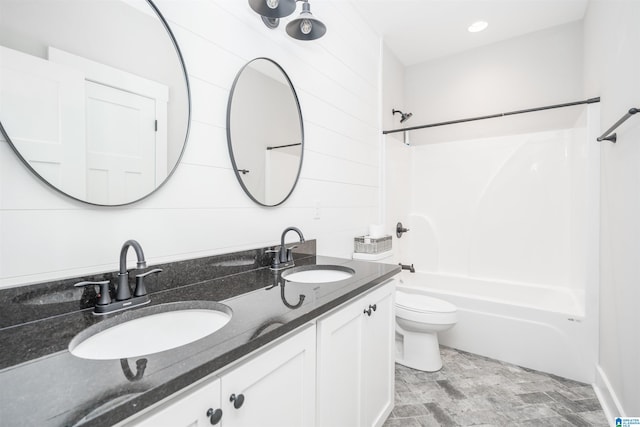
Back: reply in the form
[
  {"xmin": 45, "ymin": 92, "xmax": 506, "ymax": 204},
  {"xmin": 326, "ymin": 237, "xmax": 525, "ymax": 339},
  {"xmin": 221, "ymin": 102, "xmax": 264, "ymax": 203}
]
[{"xmin": 354, "ymin": 235, "xmax": 392, "ymax": 254}]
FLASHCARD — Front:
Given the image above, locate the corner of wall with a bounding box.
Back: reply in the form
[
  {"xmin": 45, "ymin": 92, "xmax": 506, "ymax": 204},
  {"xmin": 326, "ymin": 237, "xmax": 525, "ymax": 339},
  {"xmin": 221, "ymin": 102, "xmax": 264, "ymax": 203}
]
[{"xmin": 594, "ymin": 365, "xmax": 625, "ymax": 425}]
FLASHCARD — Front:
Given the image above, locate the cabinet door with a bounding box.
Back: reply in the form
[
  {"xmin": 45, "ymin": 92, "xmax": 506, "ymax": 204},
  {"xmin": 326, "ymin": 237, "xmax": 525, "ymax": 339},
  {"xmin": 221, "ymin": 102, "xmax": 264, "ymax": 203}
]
[
  {"xmin": 316, "ymin": 297, "xmax": 365, "ymax": 427},
  {"xmin": 221, "ymin": 325, "xmax": 316, "ymax": 427},
  {"xmin": 317, "ymin": 280, "xmax": 395, "ymax": 427},
  {"xmin": 129, "ymin": 378, "xmax": 222, "ymax": 427},
  {"xmin": 362, "ymin": 282, "xmax": 395, "ymax": 427}
]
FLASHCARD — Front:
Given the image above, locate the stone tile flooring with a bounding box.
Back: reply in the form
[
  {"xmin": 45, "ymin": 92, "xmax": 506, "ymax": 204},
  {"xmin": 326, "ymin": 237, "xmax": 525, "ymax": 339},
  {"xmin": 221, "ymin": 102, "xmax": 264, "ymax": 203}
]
[{"xmin": 384, "ymin": 347, "xmax": 609, "ymax": 426}]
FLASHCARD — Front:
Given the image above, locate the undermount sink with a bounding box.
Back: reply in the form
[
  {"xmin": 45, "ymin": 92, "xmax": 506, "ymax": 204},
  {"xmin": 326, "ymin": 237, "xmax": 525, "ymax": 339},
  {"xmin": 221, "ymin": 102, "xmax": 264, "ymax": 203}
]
[
  {"xmin": 281, "ymin": 265, "xmax": 355, "ymax": 284},
  {"xmin": 69, "ymin": 301, "xmax": 232, "ymax": 360}
]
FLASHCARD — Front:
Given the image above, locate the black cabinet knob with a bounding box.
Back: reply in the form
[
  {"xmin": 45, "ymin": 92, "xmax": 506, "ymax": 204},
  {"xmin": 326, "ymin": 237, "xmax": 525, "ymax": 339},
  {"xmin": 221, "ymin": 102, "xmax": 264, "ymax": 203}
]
[
  {"xmin": 206, "ymin": 408, "xmax": 223, "ymax": 425},
  {"xmin": 364, "ymin": 307, "xmax": 372, "ymax": 316},
  {"xmin": 370, "ymin": 304, "xmax": 377, "ymax": 312},
  {"xmin": 230, "ymin": 393, "xmax": 245, "ymax": 409}
]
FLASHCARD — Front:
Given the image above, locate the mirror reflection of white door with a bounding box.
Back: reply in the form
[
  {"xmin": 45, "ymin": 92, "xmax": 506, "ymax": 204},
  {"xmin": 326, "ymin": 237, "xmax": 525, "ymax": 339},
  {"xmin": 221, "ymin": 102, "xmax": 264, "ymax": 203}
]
[
  {"xmin": 265, "ymin": 148, "xmax": 300, "ymax": 205},
  {"xmin": 49, "ymin": 47, "xmax": 168, "ymax": 205},
  {"xmin": 84, "ymin": 81, "xmax": 156, "ymax": 205},
  {"xmin": 0, "ymin": 46, "xmax": 86, "ymax": 198}
]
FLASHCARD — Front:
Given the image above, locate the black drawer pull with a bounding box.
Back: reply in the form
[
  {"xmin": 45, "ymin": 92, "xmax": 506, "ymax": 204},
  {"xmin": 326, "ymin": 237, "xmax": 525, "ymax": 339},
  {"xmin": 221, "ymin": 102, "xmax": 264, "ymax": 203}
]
[
  {"xmin": 206, "ymin": 408, "xmax": 223, "ymax": 424},
  {"xmin": 230, "ymin": 393, "xmax": 245, "ymax": 409}
]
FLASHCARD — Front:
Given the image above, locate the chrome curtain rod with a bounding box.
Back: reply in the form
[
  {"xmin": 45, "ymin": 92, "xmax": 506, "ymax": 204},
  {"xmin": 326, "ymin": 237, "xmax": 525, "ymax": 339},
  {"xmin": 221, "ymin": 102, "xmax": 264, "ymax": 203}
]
[
  {"xmin": 597, "ymin": 107, "xmax": 639, "ymax": 143},
  {"xmin": 382, "ymin": 97, "xmax": 601, "ymax": 135}
]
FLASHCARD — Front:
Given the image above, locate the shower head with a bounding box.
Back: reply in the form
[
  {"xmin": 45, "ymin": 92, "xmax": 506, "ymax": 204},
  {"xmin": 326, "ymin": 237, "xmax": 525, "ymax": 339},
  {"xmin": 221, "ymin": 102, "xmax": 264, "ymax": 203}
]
[{"xmin": 392, "ymin": 109, "xmax": 413, "ymax": 123}]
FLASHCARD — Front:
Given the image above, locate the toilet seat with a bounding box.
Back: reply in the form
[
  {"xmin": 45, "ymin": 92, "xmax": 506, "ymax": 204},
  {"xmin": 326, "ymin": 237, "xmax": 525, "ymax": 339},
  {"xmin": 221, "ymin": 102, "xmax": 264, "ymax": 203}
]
[
  {"xmin": 395, "ymin": 290, "xmax": 457, "ymax": 325},
  {"xmin": 396, "ymin": 291, "xmax": 457, "ymax": 313}
]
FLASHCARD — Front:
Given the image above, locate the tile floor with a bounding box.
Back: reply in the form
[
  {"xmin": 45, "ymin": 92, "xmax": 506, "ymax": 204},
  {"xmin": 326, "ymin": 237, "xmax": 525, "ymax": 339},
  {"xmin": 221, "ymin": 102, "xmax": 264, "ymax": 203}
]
[{"xmin": 384, "ymin": 347, "xmax": 609, "ymax": 426}]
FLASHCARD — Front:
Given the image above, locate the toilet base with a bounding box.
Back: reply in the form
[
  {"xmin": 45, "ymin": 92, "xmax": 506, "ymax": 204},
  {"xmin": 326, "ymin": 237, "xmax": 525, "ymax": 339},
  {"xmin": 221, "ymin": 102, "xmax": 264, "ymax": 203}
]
[{"xmin": 395, "ymin": 327, "xmax": 443, "ymax": 372}]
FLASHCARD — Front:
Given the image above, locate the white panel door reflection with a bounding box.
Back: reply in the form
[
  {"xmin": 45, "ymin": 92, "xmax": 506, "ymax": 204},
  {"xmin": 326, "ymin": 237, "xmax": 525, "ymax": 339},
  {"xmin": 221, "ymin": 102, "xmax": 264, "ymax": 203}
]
[
  {"xmin": 85, "ymin": 81, "xmax": 156, "ymax": 205},
  {"xmin": 0, "ymin": 46, "xmax": 86, "ymax": 197},
  {"xmin": 49, "ymin": 47, "xmax": 168, "ymax": 206}
]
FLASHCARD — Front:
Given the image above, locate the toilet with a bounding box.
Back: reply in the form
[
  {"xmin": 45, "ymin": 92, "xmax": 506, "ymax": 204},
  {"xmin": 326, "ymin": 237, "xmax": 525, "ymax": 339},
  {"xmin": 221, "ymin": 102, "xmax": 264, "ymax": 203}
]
[
  {"xmin": 353, "ymin": 250, "xmax": 457, "ymax": 372},
  {"xmin": 395, "ymin": 288, "xmax": 457, "ymax": 371}
]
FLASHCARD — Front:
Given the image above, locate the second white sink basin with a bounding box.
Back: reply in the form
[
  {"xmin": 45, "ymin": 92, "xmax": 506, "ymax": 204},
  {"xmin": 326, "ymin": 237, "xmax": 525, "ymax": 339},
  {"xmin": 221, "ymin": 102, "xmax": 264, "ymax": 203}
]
[
  {"xmin": 281, "ymin": 265, "xmax": 355, "ymax": 283},
  {"xmin": 69, "ymin": 302, "xmax": 231, "ymax": 360}
]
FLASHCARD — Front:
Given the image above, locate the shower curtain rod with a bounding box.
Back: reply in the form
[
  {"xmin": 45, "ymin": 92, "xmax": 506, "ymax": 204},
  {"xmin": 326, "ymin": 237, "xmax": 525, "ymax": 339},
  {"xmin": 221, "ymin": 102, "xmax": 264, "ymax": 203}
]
[
  {"xmin": 266, "ymin": 142, "xmax": 302, "ymax": 150},
  {"xmin": 382, "ymin": 97, "xmax": 600, "ymax": 135},
  {"xmin": 597, "ymin": 107, "xmax": 639, "ymax": 143}
]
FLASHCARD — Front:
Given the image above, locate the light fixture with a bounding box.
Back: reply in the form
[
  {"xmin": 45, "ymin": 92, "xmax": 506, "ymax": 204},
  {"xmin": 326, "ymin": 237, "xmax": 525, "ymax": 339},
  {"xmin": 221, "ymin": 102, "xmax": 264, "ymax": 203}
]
[
  {"xmin": 249, "ymin": 0, "xmax": 296, "ymax": 19},
  {"xmin": 286, "ymin": 1, "xmax": 326, "ymax": 41},
  {"xmin": 249, "ymin": 0, "xmax": 326, "ymax": 41},
  {"xmin": 468, "ymin": 20, "xmax": 488, "ymax": 33}
]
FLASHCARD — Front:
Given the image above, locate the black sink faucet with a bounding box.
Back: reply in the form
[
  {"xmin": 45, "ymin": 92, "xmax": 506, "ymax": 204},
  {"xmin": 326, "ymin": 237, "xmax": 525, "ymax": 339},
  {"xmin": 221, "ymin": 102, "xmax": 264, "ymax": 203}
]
[
  {"xmin": 271, "ymin": 227, "xmax": 305, "ymax": 271},
  {"xmin": 117, "ymin": 240, "xmax": 147, "ymax": 301},
  {"xmin": 74, "ymin": 239, "xmax": 159, "ymax": 315}
]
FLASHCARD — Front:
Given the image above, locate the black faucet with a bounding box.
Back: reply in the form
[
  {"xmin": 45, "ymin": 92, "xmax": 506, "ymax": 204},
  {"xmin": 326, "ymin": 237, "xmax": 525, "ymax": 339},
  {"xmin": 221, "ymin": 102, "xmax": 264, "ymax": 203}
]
[
  {"xmin": 74, "ymin": 239, "xmax": 160, "ymax": 315},
  {"xmin": 117, "ymin": 240, "xmax": 147, "ymax": 300},
  {"xmin": 271, "ymin": 227, "xmax": 305, "ymax": 271}
]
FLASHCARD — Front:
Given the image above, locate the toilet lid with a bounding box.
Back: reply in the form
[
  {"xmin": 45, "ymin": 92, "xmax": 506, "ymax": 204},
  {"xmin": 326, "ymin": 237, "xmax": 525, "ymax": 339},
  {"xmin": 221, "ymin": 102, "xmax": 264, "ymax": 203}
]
[{"xmin": 396, "ymin": 291, "xmax": 457, "ymax": 313}]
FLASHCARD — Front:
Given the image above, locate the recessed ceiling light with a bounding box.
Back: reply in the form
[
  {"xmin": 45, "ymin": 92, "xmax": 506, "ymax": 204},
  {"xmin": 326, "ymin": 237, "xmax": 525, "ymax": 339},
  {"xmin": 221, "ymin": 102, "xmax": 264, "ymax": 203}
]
[{"xmin": 468, "ymin": 21, "xmax": 488, "ymax": 33}]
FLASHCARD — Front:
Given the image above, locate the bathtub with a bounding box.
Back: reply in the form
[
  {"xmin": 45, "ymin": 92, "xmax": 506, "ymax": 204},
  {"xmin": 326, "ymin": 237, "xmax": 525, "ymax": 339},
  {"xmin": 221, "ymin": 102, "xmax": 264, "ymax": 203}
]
[{"xmin": 396, "ymin": 271, "xmax": 596, "ymax": 383}]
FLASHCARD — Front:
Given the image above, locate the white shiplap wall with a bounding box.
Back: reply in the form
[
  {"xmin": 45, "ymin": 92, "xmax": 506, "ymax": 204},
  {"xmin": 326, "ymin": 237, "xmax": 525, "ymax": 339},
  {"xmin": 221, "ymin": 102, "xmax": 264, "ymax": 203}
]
[{"xmin": 0, "ymin": 0, "xmax": 382, "ymax": 288}]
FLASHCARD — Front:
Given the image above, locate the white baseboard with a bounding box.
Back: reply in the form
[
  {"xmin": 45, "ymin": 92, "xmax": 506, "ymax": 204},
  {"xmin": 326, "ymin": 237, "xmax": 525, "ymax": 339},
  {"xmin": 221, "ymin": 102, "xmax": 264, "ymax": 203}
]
[{"xmin": 593, "ymin": 365, "xmax": 625, "ymax": 426}]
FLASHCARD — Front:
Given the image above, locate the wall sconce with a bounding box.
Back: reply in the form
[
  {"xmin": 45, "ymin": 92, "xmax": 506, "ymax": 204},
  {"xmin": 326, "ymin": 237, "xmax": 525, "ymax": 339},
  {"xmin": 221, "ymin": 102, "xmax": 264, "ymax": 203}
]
[{"xmin": 248, "ymin": 0, "xmax": 327, "ymax": 40}]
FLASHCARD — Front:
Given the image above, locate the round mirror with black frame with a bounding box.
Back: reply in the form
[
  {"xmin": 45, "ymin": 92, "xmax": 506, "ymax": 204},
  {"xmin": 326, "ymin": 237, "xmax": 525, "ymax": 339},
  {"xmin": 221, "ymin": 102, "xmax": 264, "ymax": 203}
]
[
  {"xmin": 227, "ymin": 58, "xmax": 304, "ymax": 207},
  {"xmin": 0, "ymin": 0, "xmax": 190, "ymax": 206}
]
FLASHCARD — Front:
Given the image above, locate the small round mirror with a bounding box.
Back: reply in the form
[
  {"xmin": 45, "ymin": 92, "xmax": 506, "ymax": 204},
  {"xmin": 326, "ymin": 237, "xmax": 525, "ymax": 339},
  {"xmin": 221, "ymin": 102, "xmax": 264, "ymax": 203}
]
[
  {"xmin": 0, "ymin": 0, "xmax": 190, "ymax": 206},
  {"xmin": 227, "ymin": 58, "xmax": 304, "ymax": 207}
]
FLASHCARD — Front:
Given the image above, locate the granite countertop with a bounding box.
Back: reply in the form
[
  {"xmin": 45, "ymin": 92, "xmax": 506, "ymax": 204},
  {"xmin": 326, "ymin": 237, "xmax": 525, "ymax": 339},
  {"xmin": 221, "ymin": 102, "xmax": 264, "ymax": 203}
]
[{"xmin": 0, "ymin": 241, "xmax": 399, "ymax": 427}]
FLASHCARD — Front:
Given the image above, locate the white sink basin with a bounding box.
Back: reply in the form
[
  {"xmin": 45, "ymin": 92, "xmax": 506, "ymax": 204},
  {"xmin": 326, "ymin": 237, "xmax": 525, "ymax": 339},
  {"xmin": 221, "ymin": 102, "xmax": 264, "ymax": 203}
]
[
  {"xmin": 281, "ymin": 265, "xmax": 355, "ymax": 283},
  {"xmin": 69, "ymin": 302, "xmax": 231, "ymax": 360}
]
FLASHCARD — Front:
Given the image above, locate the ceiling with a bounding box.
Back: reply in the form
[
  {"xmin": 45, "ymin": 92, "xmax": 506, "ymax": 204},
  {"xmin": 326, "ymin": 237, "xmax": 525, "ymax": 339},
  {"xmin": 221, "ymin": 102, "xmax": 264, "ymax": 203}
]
[{"xmin": 348, "ymin": 0, "xmax": 589, "ymax": 66}]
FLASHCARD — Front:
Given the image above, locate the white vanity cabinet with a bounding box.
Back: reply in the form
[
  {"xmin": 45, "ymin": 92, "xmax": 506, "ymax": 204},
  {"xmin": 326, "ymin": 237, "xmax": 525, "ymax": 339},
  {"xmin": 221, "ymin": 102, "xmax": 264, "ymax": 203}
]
[
  {"xmin": 127, "ymin": 279, "xmax": 395, "ymax": 427},
  {"xmin": 128, "ymin": 325, "xmax": 316, "ymax": 427},
  {"xmin": 316, "ymin": 279, "xmax": 395, "ymax": 427}
]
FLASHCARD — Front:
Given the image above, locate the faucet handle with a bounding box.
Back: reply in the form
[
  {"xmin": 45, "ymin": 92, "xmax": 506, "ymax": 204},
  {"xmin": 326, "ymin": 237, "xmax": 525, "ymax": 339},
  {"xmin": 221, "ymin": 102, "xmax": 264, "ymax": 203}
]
[
  {"xmin": 74, "ymin": 280, "xmax": 111, "ymax": 306},
  {"xmin": 285, "ymin": 245, "xmax": 298, "ymax": 262},
  {"xmin": 134, "ymin": 268, "xmax": 162, "ymax": 297}
]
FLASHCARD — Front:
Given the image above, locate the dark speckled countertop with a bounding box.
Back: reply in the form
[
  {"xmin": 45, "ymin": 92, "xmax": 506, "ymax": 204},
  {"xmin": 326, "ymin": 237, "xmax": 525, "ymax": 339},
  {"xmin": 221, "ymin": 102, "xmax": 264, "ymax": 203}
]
[{"xmin": 0, "ymin": 241, "xmax": 400, "ymax": 427}]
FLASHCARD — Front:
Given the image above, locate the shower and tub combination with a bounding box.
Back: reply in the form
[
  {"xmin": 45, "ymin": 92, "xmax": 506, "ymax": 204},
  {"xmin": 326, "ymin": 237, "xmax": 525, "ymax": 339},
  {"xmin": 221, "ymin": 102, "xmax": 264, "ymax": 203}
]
[{"xmin": 384, "ymin": 101, "xmax": 601, "ymax": 383}]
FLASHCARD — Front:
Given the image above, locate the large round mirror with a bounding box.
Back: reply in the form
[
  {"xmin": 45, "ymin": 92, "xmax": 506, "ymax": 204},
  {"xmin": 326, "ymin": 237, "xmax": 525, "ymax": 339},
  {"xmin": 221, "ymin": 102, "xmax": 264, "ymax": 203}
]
[
  {"xmin": 227, "ymin": 58, "xmax": 303, "ymax": 207},
  {"xmin": 0, "ymin": 0, "xmax": 190, "ymax": 206}
]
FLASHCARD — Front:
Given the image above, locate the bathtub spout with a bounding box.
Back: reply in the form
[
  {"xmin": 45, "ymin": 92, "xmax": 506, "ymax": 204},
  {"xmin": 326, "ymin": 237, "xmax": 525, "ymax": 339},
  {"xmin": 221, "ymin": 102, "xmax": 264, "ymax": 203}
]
[{"xmin": 399, "ymin": 263, "xmax": 415, "ymax": 273}]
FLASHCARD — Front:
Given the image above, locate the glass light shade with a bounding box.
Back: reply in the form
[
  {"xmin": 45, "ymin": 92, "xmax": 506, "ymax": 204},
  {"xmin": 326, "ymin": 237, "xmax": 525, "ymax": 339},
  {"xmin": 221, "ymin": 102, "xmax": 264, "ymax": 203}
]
[{"xmin": 286, "ymin": 2, "xmax": 326, "ymax": 40}]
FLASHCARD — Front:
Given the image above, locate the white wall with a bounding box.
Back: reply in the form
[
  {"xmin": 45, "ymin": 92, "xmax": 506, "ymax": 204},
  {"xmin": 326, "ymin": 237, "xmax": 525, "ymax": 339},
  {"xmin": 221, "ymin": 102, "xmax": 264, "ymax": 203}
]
[
  {"xmin": 404, "ymin": 21, "xmax": 584, "ymax": 145},
  {"xmin": 0, "ymin": 0, "xmax": 382, "ymax": 288},
  {"xmin": 583, "ymin": 0, "xmax": 640, "ymax": 418},
  {"xmin": 381, "ymin": 44, "xmax": 409, "ymax": 263}
]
